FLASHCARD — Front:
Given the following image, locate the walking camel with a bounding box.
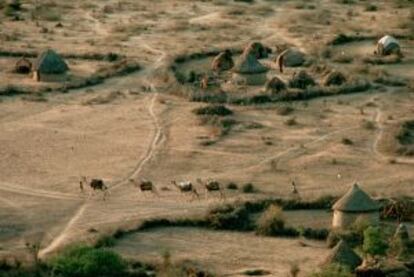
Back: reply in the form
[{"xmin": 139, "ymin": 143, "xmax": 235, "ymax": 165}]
[
  {"xmin": 129, "ymin": 178, "xmax": 158, "ymax": 196},
  {"xmin": 171, "ymin": 180, "xmax": 200, "ymax": 200},
  {"xmin": 197, "ymin": 178, "xmax": 225, "ymax": 199},
  {"xmin": 80, "ymin": 176, "xmax": 109, "ymax": 200}
]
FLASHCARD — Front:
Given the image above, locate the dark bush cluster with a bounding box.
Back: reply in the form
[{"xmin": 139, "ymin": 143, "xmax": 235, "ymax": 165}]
[
  {"xmin": 193, "ymin": 104, "xmax": 233, "ymax": 116},
  {"xmin": 206, "ymin": 203, "xmax": 253, "ymax": 231}
]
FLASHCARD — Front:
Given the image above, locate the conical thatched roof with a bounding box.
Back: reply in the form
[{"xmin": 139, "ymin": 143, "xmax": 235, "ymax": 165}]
[
  {"xmin": 322, "ymin": 240, "xmax": 362, "ymax": 271},
  {"xmin": 233, "ymin": 53, "xmax": 268, "ymax": 74},
  {"xmin": 243, "ymin": 42, "xmax": 270, "ymax": 59},
  {"xmin": 265, "ymin": 76, "xmax": 286, "ymax": 93},
  {"xmin": 333, "ymin": 183, "xmax": 380, "ymax": 212},
  {"xmin": 34, "ymin": 49, "xmax": 69, "ymax": 74}
]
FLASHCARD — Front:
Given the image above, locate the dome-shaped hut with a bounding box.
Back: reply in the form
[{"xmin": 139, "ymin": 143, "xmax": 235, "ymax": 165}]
[
  {"xmin": 321, "ymin": 240, "xmax": 362, "ymax": 272},
  {"xmin": 211, "ymin": 50, "xmax": 234, "ymax": 72},
  {"xmin": 232, "ymin": 53, "xmax": 269, "ymax": 86},
  {"xmin": 275, "ymin": 48, "xmax": 305, "ymax": 68},
  {"xmin": 264, "ymin": 76, "xmax": 286, "ymax": 94},
  {"xmin": 33, "ymin": 49, "xmax": 69, "ymax": 82},
  {"xmin": 376, "ymin": 35, "xmax": 401, "ymax": 56},
  {"xmin": 243, "ymin": 42, "xmax": 271, "ymax": 59},
  {"xmin": 332, "ymin": 183, "xmax": 380, "ymax": 229},
  {"xmin": 15, "ymin": 57, "xmax": 32, "ymax": 74}
]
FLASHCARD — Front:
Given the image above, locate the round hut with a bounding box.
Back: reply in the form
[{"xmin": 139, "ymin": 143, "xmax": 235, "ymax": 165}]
[
  {"xmin": 15, "ymin": 57, "xmax": 32, "ymax": 74},
  {"xmin": 264, "ymin": 76, "xmax": 286, "ymax": 94},
  {"xmin": 323, "ymin": 71, "xmax": 347, "ymax": 86},
  {"xmin": 243, "ymin": 42, "xmax": 271, "ymax": 59},
  {"xmin": 288, "ymin": 70, "xmax": 315, "ymax": 89},
  {"xmin": 232, "ymin": 53, "xmax": 269, "ymax": 86},
  {"xmin": 332, "ymin": 183, "xmax": 380, "ymax": 229},
  {"xmin": 275, "ymin": 48, "xmax": 305, "ymax": 68},
  {"xmin": 321, "ymin": 240, "xmax": 362, "ymax": 272},
  {"xmin": 376, "ymin": 35, "xmax": 401, "ymax": 56},
  {"xmin": 211, "ymin": 50, "xmax": 234, "ymax": 72},
  {"xmin": 33, "ymin": 49, "xmax": 69, "ymax": 82}
]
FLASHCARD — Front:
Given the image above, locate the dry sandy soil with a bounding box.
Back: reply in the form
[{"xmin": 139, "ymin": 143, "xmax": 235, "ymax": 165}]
[{"xmin": 0, "ymin": 0, "xmax": 413, "ymax": 275}]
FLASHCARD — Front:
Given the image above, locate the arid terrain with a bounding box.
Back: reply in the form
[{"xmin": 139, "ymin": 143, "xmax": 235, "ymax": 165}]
[{"xmin": 0, "ymin": 0, "xmax": 413, "ymax": 276}]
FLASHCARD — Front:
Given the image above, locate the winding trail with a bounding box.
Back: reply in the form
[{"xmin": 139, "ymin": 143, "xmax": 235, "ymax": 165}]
[{"xmin": 38, "ymin": 44, "xmax": 168, "ymax": 258}]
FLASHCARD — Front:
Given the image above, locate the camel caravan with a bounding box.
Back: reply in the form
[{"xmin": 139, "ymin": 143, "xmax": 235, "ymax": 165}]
[
  {"xmin": 203, "ymin": 33, "xmax": 405, "ymax": 92},
  {"xmin": 12, "ymin": 48, "xmax": 69, "ymax": 82},
  {"xmin": 78, "ymin": 176, "xmax": 226, "ymax": 201}
]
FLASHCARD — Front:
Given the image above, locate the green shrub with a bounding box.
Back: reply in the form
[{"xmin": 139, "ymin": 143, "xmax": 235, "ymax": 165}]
[
  {"xmin": 94, "ymin": 235, "xmax": 116, "ymax": 248},
  {"xmin": 50, "ymin": 245, "xmax": 127, "ymax": 277},
  {"xmin": 341, "ymin": 138, "xmax": 354, "ymax": 145},
  {"xmin": 327, "ymin": 230, "xmax": 363, "ymax": 248},
  {"xmin": 226, "ymin": 182, "xmax": 238, "ymax": 190},
  {"xmin": 206, "ymin": 203, "xmax": 252, "ymax": 231},
  {"xmin": 242, "ymin": 183, "xmax": 256, "ymax": 193},
  {"xmin": 363, "ymin": 226, "xmax": 388, "ymax": 258},
  {"xmin": 300, "ymin": 227, "xmax": 329, "ymax": 240},
  {"xmin": 256, "ymin": 205, "xmax": 285, "ymax": 236},
  {"xmin": 193, "ymin": 104, "xmax": 233, "ymax": 116}
]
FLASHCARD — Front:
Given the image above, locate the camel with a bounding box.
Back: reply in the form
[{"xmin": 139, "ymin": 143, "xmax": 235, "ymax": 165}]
[
  {"xmin": 171, "ymin": 180, "xmax": 199, "ymax": 200},
  {"xmin": 129, "ymin": 178, "xmax": 158, "ymax": 195},
  {"xmin": 80, "ymin": 176, "xmax": 109, "ymax": 200},
  {"xmin": 197, "ymin": 178, "xmax": 225, "ymax": 199}
]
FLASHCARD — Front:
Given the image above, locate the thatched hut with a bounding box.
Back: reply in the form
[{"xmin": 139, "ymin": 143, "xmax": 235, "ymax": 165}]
[
  {"xmin": 243, "ymin": 42, "xmax": 271, "ymax": 59},
  {"xmin": 321, "ymin": 240, "xmax": 362, "ymax": 271},
  {"xmin": 275, "ymin": 48, "xmax": 305, "ymax": 68},
  {"xmin": 264, "ymin": 76, "xmax": 286, "ymax": 94},
  {"xmin": 332, "ymin": 183, "xmax": 380, "ymax": 229},
  {"xmin": 288, "ymin": 70, "xmax": 315, "ymax": 89},
  {"xmin": 232, "ymin": 53, "xmax": 269, "ymax": 86},
  {"xmin": 376, "ymin": 35, "xmax": 401, "ymax": 56},
  {"xmin": 211, "ymin": 50, "xmax": 234, "ymax": 72},
  {"xmin": 33, "ymin": 49, "xmax": 69, "ymax": 82},
  {"xmin": 323, "ymin": 71, "xmax": 347, "ymax": 86},
  {"xmin": 15, "ymin": 57, "xmax": 32, "ymax": 74}
]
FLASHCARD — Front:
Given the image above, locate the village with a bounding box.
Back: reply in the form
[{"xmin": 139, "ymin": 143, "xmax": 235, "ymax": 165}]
[{"xmin": 0, "ymin": 0, "xmax": 413, "ymax": 276}]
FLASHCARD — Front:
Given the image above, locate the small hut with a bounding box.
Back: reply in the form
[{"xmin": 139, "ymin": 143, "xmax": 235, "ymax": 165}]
[
  {"xmin": 232, "ymin": 53, "xmax": 269, "ymax": 86},
  {"xmin": 264, "ymin": 76, "xmax": 286, "ymax": 94},
  {"xmin": 288, "ymin": 70, "xmax": 315, "ymax": 89},
  {"xmin": 323, "ymin": 71, "xmax": 347, "ymax": 86},
  {"xmin": 275, "ymin": 48, "xmax": 305, "ymax": 68},
  {"xmin": 376, "ymin": 35, "xmax": 401, "ymax": 56},
  {"xmin": 15, "ymin": 57, "xmax": 32, "ymax": 74},
  {"xmin": 391, "ymin": 223, "xmax": 410, "ymax": 258},
  {"xmin": 321, "ymin": 240, "xmax": 362, "ymax": 271},
  {"xmin": 243, "ymin": 42, "xmax": 271, "ymax": 59},
  {"xmin": 211, "ymin": 50, "xmax": 234, "ymax": 72},
  {"xmin": 33, "ymin": 49, "xmax": 69, "ymax": 82},
  {"xmin": 332, "ymin": 183, "xmax": 380, "ymax": 229}
]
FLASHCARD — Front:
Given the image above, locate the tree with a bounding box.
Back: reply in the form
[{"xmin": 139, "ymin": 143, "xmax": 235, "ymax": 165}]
[
  {"xmin": 362, "ymin": 226, "xmax": 388, "ymax": 263},
  {"xmin": 50, "ymin": 245, "xmax": 127, "ymax": 277}
]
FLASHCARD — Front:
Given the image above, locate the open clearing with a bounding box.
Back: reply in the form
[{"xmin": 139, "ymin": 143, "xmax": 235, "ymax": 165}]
[{"xmin": 0, "ymin": 0, "xmax": 413, "ymax": 274}]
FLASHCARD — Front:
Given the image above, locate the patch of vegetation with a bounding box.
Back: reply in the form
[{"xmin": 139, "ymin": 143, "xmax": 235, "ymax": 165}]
[
  {"xmin": 277, "ymin": 105, "xmax": 294, "ymax": 116},
  {"xmin": 341, "ymin": 138, "xmax": 354, "ymax": 145},
  {"xmin": 49, "ymin": 245, "xmax": 127, "ymax": 277},
  {"xmin": 94, "ymin": 235, "xmax": 116, "ymax": 248},
  {"xmin": 193, "ymin": 104, "xmax": 233, "ymax": 116},
  {"xmin": 256, "ymin": 205, "xmax": 286, "ymax": 236},
  {"xmin": 226, "ymin": 182, "xmax": 238, "ymax": 190},
  {"xmin": 206, "ymin": 203, "xmax": 253, "ymax": 231},
  {"xmin": 242, "ymin": 269, "xmax": 271, "ymax": 276},
  {"xmin": 242, "ymin": 183, "xmax": 257, "ymax": 193},
  {"xmin": 363, "ymin": 226, "xmax": 389, "ymax": 260}
]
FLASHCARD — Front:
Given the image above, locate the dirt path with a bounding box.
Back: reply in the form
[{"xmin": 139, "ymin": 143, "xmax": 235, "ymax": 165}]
[
  {"xmin": 39, "ymin": 204, "xmax": 87, "ymax": 258},
  {"xmin": 38, "ymin": 44, "xmax": 169, "ymax": 258}
]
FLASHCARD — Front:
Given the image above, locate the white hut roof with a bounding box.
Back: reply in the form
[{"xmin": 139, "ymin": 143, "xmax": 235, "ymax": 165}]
[
  {"xmin": 378, "ymin": 35, "xmax": 399, "ymax": 48},
  {"xmin": 233, "ymin": 53, "xmax": 268, "ymax": 74},
  {"xmin": 332, "ymin": 183, "xmax": 380, "ymax": 212}
]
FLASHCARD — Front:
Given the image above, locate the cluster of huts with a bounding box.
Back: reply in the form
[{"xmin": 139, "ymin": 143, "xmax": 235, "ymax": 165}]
[
  {"xmin": 209, "ymin": 35, "xmax": 401, "ymax": 92},
  {"xmin": 322, "ymin": 183, "xmax": 411, "ymax": 273},
  {"xmin": 14, "ymin": 49, "xmax": 69, "ymax": 82}
]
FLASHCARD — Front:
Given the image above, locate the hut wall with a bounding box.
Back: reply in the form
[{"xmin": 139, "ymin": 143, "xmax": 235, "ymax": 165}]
[
  {"xmin": 232, "ymin": 72, "xmax": 267, "ymax": 86},
  {"xmin": 332, "ymin": 210, "xmax": 379, "ymax": 229},
  {"xmin": 33, "ymin": 71, "xmax": 68, "ymax": 82}
]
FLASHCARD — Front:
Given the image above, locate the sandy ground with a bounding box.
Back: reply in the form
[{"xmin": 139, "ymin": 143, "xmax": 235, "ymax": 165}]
[
  {"xmin": 114, "ymin": 227, "xmax": 328, "ymax": 277},
  {"xmin": 0, "ymin": 0, "xmax": 413, "ymax": 273}
]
